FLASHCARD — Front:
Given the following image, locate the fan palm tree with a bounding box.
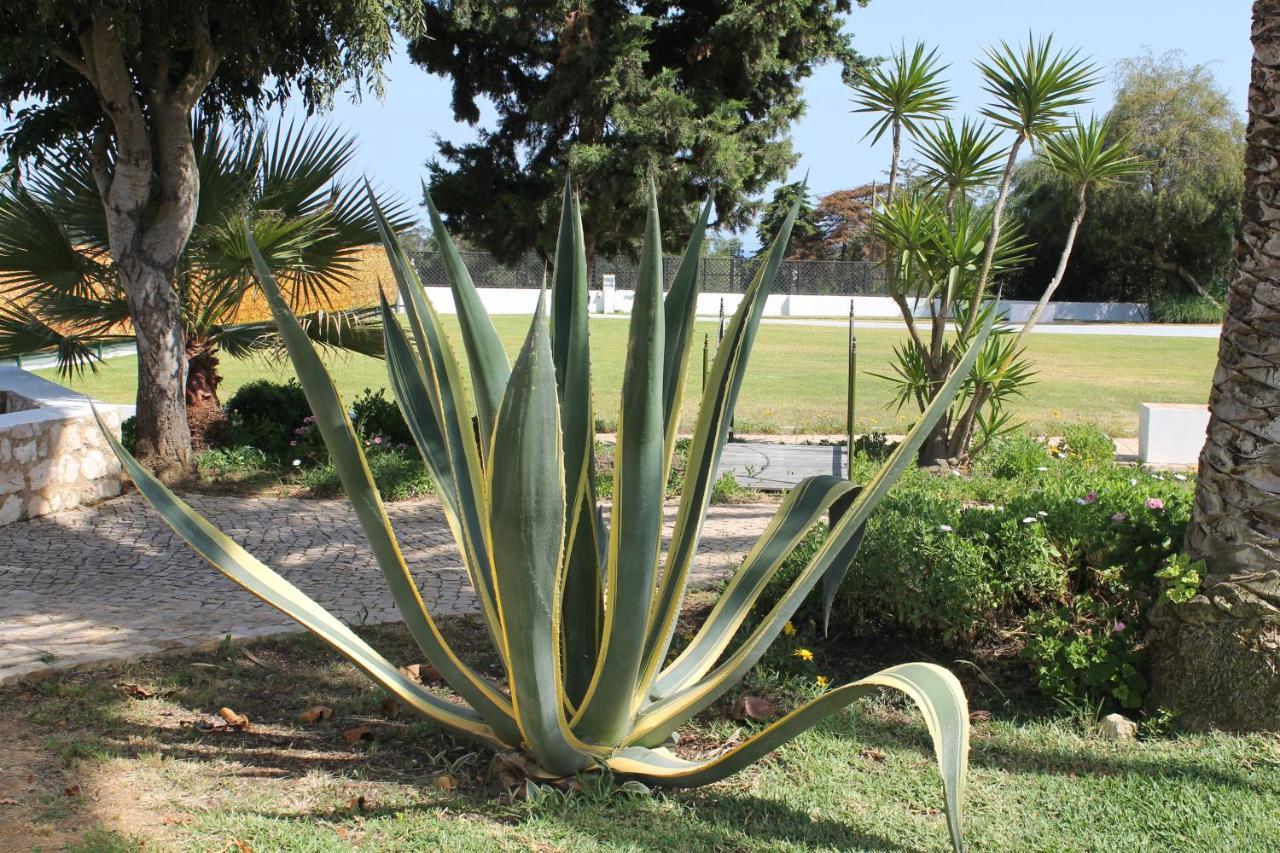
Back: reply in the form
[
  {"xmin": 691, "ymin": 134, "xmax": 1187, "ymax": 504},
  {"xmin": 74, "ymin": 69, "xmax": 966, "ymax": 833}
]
[
  {"xmin": 1147, "ymin": 0, "xmax": 1280, "ymax": 731},
  {"xmin": 0, "ymin": 120, "xmax": 406, "ymax": 440},
  {"xmin": 1015, "ymin": 116, "xmax": 1145, "ymax": 339},
  {"xmin": 850, "ymin": 41, "xmax": 953, "ymax": 204}
]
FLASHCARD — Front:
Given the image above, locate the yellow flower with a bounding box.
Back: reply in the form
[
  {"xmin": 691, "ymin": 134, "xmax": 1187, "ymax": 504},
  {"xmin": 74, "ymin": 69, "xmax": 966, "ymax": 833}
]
[
  {"xmin": 793, "ymin": 648, "xmax": 814, "ymax": 662},
  {"xmin": 782, "ymin": 621, "xmax": 796, "ymax": 637},
  {"xmin": 815, "ymin": 675, "xmax": 830, "ymax": 688}
]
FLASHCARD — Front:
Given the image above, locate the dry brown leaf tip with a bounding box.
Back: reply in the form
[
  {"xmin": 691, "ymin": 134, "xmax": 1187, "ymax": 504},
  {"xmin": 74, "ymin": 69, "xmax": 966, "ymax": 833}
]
[
  {"xmin": 730, "ymin": 695, "xmax": 777, "ymax": 721},
  {"xmin": 342, "ymin": 725, "xmax": 372, "ymax": 745},
  {"xmin": 217, "ymin": 707, "xmax": 250, "ymax": 730}
]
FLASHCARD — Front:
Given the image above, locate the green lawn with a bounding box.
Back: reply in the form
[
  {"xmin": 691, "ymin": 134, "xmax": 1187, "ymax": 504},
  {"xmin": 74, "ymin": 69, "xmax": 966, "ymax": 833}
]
[
  {"xmin": 3, "ymin": 623, "xmax": 1276, "ymax": 852},
  {"xmin": 39, "ymin": 317, "xmax": 1218, "ymax": 437}
]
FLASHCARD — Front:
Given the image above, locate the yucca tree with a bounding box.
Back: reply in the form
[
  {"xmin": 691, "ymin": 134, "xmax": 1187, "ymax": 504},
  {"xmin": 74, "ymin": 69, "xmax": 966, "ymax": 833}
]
[
  {"xmin": 96, "ymin": 178, "xmax": 998, "ymax": 852},
  {"xmin": 851, "ymin": 41, "xmax": 954, "ymax": 203},
  {"xmin": 1015, "ymin": 116, "xmax": 1145, "ymax": 339},
  {"xmin": 0, "ymin": 120, "xmax": 401, "ymax": 433},
  {"xmin": 916, "ymin": 118, "xmax": 1007, "ymax": 212}
]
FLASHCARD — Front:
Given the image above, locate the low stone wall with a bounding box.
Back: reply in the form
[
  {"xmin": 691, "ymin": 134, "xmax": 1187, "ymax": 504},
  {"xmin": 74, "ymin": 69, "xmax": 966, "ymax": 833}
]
[{"xmin": 0, "ymin": 367, "xmax": 132, "ymax": 526}]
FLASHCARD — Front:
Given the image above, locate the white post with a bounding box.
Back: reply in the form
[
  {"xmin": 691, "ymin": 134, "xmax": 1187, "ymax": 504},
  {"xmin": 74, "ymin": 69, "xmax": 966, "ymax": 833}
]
[{"xmin": 602, "ymin": 273, "xmax": 617, "ymax": 314}]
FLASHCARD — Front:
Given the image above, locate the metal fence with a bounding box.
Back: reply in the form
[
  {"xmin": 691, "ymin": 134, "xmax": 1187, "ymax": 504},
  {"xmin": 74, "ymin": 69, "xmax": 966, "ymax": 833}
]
[{"xmin": 409, "ymin": 251, "xmax": 888, "ymax": 296}]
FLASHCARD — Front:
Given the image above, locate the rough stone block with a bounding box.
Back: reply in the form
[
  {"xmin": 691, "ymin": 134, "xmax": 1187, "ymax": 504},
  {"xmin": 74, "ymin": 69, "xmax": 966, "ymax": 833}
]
[
  {"xmin": 81, "ymin": 449, "xmax": 110, "ymax": 481},
  {"xmin": 13, "ymin": 440, "xmax": 36, "ymax": 464},
  {"xmin": 26, "ymin": 459, "xmax": 54, "ymax": 489},
  {"xmin": 0, "ymin": 494, "xmax": 22, "ymax": 525}
]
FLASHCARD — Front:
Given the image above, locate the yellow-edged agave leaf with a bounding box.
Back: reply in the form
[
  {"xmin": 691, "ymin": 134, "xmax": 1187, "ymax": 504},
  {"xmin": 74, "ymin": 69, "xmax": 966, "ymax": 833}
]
[
  {"xmin": 423, "ymin": 189, "xmax": 510, "ymax": 447},
  {"xmin": 486, "ymin": 294, "xmax": 592, "ymax": 776},
  {"xmin": 638, "ymin": 196, "xmax": 800, "ymax": 694},
  {"xmin": 550, "ymin": 178, "xmax": 604, "ymax": 706},
  {"xmin": 650, "ymin": 476, "xmax": 858, "ymax": 702},
  {"xmin": 631, "ymin": 309, "xmax": 998, "ymax": 746},
  {"xmin": 573, "ymin": 180, "xmax": 667, "ymax": 744},
  {"xmin": 245, "ymin": 229, "xmax": 520, "ymax": 743},
  {"xmin": 609, "ymin": 662, "xmax": 969, "ymax": 852},
  {"xmin": 93, "ymin": 407, "xmax": 506, "ymax": 752},
  {"xmin": 661, "ymin": 196, "xmax": 714, "ymax": 459}
]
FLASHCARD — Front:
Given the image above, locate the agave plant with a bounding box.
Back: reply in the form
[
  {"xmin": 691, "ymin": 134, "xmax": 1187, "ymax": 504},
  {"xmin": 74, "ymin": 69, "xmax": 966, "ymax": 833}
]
[{"xmin": 97, "ymin": 178, "xmax": 996, "ymax": 851}]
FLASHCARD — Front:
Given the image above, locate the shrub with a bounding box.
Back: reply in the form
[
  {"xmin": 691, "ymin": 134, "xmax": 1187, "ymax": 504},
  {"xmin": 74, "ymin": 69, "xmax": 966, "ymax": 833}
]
[
  {"xmin": 1148, "ymin": 292, "xmax": 1225, "ymax": 324},
  {"xmin": 120, "ymin": 415, "xmax": 137, "ymax": 454},
  {"xmin": 762, "ymin": 435, "xmax": 1195, "ymax": 710},
  {"xmin": 302, "ymin": 445, "xmax": 434, "ymax": 501},
  {"xmin": 222, "ymin": 379, "xmax": 312, "ymax": 461},
  {"xmin": 350, "ymin": 387, "xmax": 412, "ymax": 446},
  {"xmin": 1054, "ymin": 424, "xmax": 1115, "ymax": 466}
]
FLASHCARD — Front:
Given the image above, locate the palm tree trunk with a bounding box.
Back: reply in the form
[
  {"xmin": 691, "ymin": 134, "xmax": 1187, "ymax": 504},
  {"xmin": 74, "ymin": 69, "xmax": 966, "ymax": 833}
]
[
  {"xmin": 1146, "ymin": 0, "xmax": 1280, "ymax": 730},
  {"xmin": 1017, "ymin": 184, "xmax": 1088, "ymax": 343}
]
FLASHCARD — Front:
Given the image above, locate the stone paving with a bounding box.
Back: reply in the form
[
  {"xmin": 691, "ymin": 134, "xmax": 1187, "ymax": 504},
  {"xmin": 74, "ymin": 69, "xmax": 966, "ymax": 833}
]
[{"xmin": 0, "ymin": 492, "xmax": 774, "ymax": 685}]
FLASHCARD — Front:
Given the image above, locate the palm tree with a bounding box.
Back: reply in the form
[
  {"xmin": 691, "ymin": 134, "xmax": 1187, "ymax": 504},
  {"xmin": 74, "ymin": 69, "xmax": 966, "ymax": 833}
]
[
  {"xmin": 0, "ymin": 120, "xmax": 405, "ymax": 443},
  {"xmin": 1015, "ymin": 116, "xmax": 1145, "ymax": 339},
  {"xmin": 850, "ymin": 41, "xmax": 953, "ymax": 204},
  {"xmin": 1147, "ymin": 0, "xmax": 1280, "ymax": 731},
  {"xmin": 915, "ymin": 117, "xmax": 1007, "ymax": 213}
]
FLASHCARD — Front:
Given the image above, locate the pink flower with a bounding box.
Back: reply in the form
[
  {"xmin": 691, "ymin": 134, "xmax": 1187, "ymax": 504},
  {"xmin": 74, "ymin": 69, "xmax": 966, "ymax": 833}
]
[
  {"xmin": 1111, "ymin": 512, "xmax": 1127, "ymax": 523},
  {"xmin": 1145, "ymin": 498, "xmax": 1165, "ymax": 511},
  {"xmin": 1084, "ymin": 490, "xmax": 1098, "ymax": 504},
  {"xmin": 289, "ymin": 440, "xmax": 298, "ymax": 446},
  {"xmin": 373, "ymin": 436, "xmax": 383, "ymax": 445},
  {"xmin": 1113, "ymin": 621, "xmax": 1126, "ymax": 633}
]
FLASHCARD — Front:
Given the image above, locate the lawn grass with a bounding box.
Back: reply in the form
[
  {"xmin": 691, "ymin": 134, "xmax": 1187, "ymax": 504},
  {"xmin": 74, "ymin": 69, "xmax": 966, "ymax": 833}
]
[
  {"xmin": 37, "ymin": 316, "xmax": 1217, "ymax": 437},
  {"xmin": 0, "ymin": 621, "xmax": 1275, "ymax": 852}
]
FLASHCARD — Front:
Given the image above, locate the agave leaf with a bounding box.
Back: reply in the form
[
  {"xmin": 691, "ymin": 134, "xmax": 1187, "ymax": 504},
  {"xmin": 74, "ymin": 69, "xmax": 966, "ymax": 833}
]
[
  {"xmin": 609, "ymin": 662, "xmax": 969, "ymax": 853},
  {"xmin": 92, "ymin": 407, "xmax": 507, "ymax": 752},
  {"xmin": 573, "ymin": 180, "xmax": 666, "ymax": 744},
  {"xmin": 245, "ymin": 228, "xmax": 520, "ymax": 743},
  {"xmin": 551, "ymin": 179, "xmax": 604, "ymax": 705},
  {"xmin": 423, "ymin": 188, "xmax": 511, "ymax": 449},
  {"xmin": 379, "ymin": 295, "xmax": 505, "ymax": 659},
  {"xmin": 632, "ymin": 309, "xmax": 997, "ymax": 744},
  {"xmin": 638, "ymin": 195, "xmax": 801, "ymax": 693},
  {"xmin": 487, "ymin": 293, "xmax": 592, "ymax": 776},
  {"xmin": 819, "ymin": 489, "xmax": 868, "ymax": 638},
  {"xmin": 661, "ymin": 196, "xmax": 714, "ymax": 458},
  {"xmin": 648, "ymin": 475, "xmax": 857, "ymax": 704}
]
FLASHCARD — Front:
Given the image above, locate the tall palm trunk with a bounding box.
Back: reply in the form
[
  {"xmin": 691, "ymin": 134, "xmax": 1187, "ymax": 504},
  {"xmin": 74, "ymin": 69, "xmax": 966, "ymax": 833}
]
[{"xmin": 1146, "ymin": 0, "xmax": 1280, "ymax": 730}]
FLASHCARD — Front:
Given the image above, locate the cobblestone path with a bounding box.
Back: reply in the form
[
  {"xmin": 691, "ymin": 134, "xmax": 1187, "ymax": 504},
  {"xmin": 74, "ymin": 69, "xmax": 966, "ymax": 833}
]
[{"xmin": 0, "ymin": 493, "xmax": 774, "ymax": 684}]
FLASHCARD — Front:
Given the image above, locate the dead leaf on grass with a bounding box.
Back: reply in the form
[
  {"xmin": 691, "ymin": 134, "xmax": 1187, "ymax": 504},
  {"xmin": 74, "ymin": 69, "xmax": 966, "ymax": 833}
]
[
  {"xmin": 342, "ymin": 725, "xmax": 372, "ymax": 745},
  {"xmin": 379, "ymin": 697, "xmax": 400, "ymax": 719},
  {"xmin": 231, "ymin": 839, "xmax": 255, "ymax": 853},
  {"xmin": 399, "ymin": 663, "xmax": 443, "ymax": 684},
  {"xmin": 859, "ymin": 748, "xmax": 888, "ymax": 763},
  {"xmin": 0, "ymin": 797, "xmax": 18, "ymax": 805},
  {"xmin": 239, "ymin": 649, "xmax": 271, "ymax": 669},
  {"xmin": 345, "ymin": 794, "xmax": 368, "ymax": 811},
  {"xmin": 63, "ymin": 785, "xmax": 81, "ymax": 797},
  {"xmin": 298, "ymin": 706, "xmax": 333, "ymax": 724},
  {"xmin": 969, "ymin": 709, "xmax": 993, "ymax": 724},
  {"xmin": 434, "ymin": 774, "xmax": 456, "ymax": 791}
]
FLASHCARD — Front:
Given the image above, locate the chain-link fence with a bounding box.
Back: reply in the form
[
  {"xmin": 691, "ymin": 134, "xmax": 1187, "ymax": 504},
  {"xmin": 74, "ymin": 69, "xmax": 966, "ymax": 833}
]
[{"xmin": 409, "ymin": 251, "xmax": 888, "ymax": 296}]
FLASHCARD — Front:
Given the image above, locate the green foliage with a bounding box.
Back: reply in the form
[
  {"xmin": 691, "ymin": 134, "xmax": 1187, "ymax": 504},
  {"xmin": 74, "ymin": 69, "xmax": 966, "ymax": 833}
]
[
  {"xmin": 196, "ymin": 445, "xmax": 274, "ymax": 480},
  {"xmin": 222, "ymin": 380, "xmax": 312, "ymax": 462},
  {"xmin": 120, "ymin": 415, "xmax": 137, "ymax": 455},
  {"xmin": 101, "ymin": 178, "xmax": 992, "ymax": 851},
  {"xmin": 301, "ymin": 445, "xmax": 434, "ymax": 502},
  {"xmin": 765, "ymin": 431, "xmax": 1195, "ymax": 711},
  {"xmin": 1155, "ymin": 553, "xmax": 1204, "ymax": 605},
  {"xmin": 756, "ymin": 183, "xmax": 820, "ymax": 258},
  {"xmin": 1149, "ymin": 292, "xmax": 1226, "ymax": 324},
  {"xmin": 409, "ymin": 1, "xmax": 865, "ymax": 261},
  {"xmin": 1007, "ymin": 51, "xmax": 1244, "ymax": 302},
  {"xmin": 350, "ymin": 387, "xmax": 412, "ymax": 446}
]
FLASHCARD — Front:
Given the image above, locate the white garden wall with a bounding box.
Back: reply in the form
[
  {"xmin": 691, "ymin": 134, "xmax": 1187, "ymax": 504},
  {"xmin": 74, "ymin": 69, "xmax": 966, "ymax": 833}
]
[{"xmin": 408, "ymin": 287, "xmax": 1147, "ymax": 323}]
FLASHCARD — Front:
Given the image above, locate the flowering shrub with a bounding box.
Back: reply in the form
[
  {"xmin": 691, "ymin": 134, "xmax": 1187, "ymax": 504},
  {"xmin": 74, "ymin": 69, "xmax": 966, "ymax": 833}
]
[{"xmin": 761, "ymin": 426, "xmax": 1194, "ymax": 710}]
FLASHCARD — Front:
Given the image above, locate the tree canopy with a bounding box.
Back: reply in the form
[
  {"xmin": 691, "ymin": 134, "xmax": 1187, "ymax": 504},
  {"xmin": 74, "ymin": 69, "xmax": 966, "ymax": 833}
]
[
  {"xmin": 1007, "ymin": 51, "xmax": 1244, "ymax": 301},
  {"xmin": 409, "ymin": 1, "xmax": 867, "ymax": 262}
]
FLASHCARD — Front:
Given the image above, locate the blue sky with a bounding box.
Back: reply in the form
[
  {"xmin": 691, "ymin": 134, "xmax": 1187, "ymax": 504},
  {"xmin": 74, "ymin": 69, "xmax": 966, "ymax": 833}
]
[{"xmin": 287, "ymin": 0, "xmax": 1253, "ymax": 238}]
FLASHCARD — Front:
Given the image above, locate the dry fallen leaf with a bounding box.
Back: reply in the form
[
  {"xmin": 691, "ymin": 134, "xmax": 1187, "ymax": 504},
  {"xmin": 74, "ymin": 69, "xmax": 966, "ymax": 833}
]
[
  {"xmin": 969, "ymin": 709, "xmax": 993, "ymax": 724},
  {"xmin": 342, "ymin": 725, "xmax": 372, "ymax": 745},
  {"xmin": 433, "ymin": 774, "xmax": 456, "ymax": 791},
  {"xmin": 0, "ymin": 797, "xmax": 19, "ymax": 805},
  {"xmin": 730, "ymin": 695, "xmax": 777, "ymax": 722},
  {"xmin": 239, "ymin": 649, "xmax": 270, "ymax": 669},
  {"xmin": 859, "ymin": 748, "xmax": 888, "ymax": 763},
  {"xmin": 490, "ymin": 750, "xmax": 535, "ymax": 788},
  {"xmin": 218, "ymin": 707, "xmax": 250, "ymax": 730},
  {"xmin": 232, "ymin": 839, "xmax": 255, "ymax": 853},
  {"xmin": 380, "ymin": 697, "xmax": 400, "ymax": 719},
  {"xmin": 346, "ymin": 794, "xmax": 368, "ymax": 811},
  {"xmin": 298, "ymin": 706, "xmax": 333, "ymax": 724},
  {"xmin": 399, "ymin": 663, "xmax": 442, "ymax": 683},
  {"xmin": 63, "ymin": 785, "xmax": 81, "ymax": 797}
]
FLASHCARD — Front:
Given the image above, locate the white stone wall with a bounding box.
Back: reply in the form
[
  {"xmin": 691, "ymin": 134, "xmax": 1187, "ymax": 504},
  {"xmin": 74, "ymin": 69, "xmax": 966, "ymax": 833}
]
[{"xmin": 0, "ymin": 367, "xmax": 130, "ymax": 526}]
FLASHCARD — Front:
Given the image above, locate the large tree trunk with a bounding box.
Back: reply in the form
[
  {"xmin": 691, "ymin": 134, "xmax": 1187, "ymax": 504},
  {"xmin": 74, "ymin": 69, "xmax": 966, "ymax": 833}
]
[
  {"xmin": 66, "ymin": 7, "xmax": 218, "ymax": 481},
  {"xmin": 1146, "ymin": 0, "xmax": 1280, "ymax": 730}
]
